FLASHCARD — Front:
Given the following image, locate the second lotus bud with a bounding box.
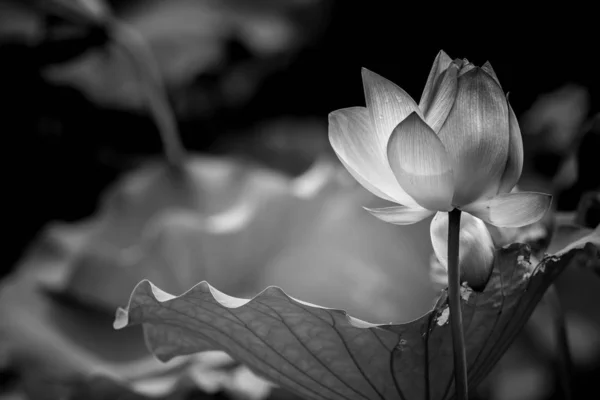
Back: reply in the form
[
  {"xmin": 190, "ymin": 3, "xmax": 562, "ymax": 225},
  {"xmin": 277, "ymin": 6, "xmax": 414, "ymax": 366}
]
[{"xmin": 430, "ymin": 212, "xmax": 495, "ymax": 291}]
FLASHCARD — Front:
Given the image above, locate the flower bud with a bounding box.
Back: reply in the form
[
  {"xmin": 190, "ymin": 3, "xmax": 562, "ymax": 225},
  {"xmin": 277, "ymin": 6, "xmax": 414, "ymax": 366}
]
[{"xmin": 430, "ymin": 212, "xmax": 495, "ymax": 291}]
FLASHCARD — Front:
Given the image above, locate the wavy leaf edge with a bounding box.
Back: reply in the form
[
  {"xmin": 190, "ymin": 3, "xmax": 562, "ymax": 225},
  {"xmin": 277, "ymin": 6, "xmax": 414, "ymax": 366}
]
[{"xmin": 115, "ymin": 232, "xmax": 600, "ymax": 350}]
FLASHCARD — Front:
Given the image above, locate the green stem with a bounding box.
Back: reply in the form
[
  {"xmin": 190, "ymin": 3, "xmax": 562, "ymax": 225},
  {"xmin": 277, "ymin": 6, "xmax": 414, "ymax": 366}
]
[
  {"xmin": 546, "ymin": 285, "xmax": 572, "ymax": 400},
  {"xmin": 448, "ymin": 208, "xmax": 468, "ymax": 400},
  {"xmin": 109, "ymin": 21, "xmax": 186, "ymax": 170}
]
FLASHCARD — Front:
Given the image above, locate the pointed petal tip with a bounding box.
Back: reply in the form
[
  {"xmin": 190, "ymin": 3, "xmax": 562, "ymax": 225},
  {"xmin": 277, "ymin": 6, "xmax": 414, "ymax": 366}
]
[
  {"xmin": 361, "ymin": 67, "xmax": 383, "ymax": 87},
  {"xmin": 361, "ymin": 66, "xmax": 378, "ymax": 79},
  {"xmin": 422, "ymin": 63, "xmax": 458, "ymax": 132},
  {"xmin": 437, "ymin": 49, "xmax": 452, "ymax": 62},
  {"xmin": 481, "ymin": 61, "xmax": 502, "ymax": 88},
  {"xmin": 420, "ymin": 51, "xmax": 456, "ymax": 114}
]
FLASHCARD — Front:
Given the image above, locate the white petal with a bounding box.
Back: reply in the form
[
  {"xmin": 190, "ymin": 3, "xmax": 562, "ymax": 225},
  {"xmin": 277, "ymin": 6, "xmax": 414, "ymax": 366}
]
[
  {"xmin": 387, "ymin": 112, "xmax": 454, "ymax": 211},
  {"xmin": 362, "ymin": 68, "xmax": 422, "ymax": 149},
  {"xmin": 481, "ymin": 61, "xmax": 501, "ymax": 88},
  {"xmin": 364, "ymin": 205, "xmax": 433, "ymax": 225},
  {"xmin": 419, "ymin": 50, "xmax": 453, "ymax": 114},
  {"xmin": 329, "ymin": 107, "xmax": 419, "ymax": 206},
  {"xmin": 422, "ymin": 62, "xmax": 459, "ymax": 133},
  {"xmin": 497, "ymin": 101, "xmax": 524, "ymax": 193},
  {"xmin": 462, "ymin": 192, "xmax": 552, "ymax": 228},
  {"xmin": 337, "ymin": 158, "xmax": 397, "ymax": 202},
  {"xmin": 438, "ymin": 67, "xmax": 510, "ymax": 206},
  {"xmin": 430, "ymin": 211, "xmax": 495, "ymax": 290}
]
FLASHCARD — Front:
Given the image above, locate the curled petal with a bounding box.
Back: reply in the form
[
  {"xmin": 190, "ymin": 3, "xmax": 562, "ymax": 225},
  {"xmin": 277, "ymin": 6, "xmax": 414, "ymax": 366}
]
[
  {"xmin": 419, "ymin": 50, "xmax": 453, "ymax": 115},
  {"xmin": 438, "ymin": 68, "xmax": 510, "ymax": 206},
  {"xmin": 463, "ymin": 192, "xmax": 552, "ymax": 228},
  {"xmin": 364, "ymin": 205, "xmax": 433, "ymax": 225},
  {"xmin": 430, "ymin": 212, "xmax": 495, "ymax": 290},
  {"xmin": 497, "ymin": 102, "xmax": 524, "ymax": 194},
  {"xmin": 329, "ymin": 107, "xmax": 419, "ymax": 206},
  {"xmin": 362, "ymin": 68, "xmax": 421, "ymax": 148},
  {"xmin": 423, "ymin": 63, "xmax": 459, "ymax": 133},
  {"xmin": 387, "ymin": 113, "xmax": 454, "ymax": 211}
]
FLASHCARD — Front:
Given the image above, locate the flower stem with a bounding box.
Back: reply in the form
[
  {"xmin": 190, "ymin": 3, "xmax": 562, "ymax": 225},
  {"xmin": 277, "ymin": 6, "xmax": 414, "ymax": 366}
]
[
  {"xmin": 546, "ymin": 285, "xmax": 572, "ymax": 400},
  {"xmin": 447, "ymin": 208, "xmax": 468, "ymax": 400},
  {"xmin": 110, "ymin": 21, "xmax": 186, "ymax": 170}
]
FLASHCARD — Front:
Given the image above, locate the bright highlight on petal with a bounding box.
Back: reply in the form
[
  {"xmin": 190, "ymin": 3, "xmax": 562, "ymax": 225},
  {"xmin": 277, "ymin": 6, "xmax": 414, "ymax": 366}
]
[
  {"xmin": 438, "ymin": 68, "xmax": 510, "ymax": 206},
  {"xmin": 463, "ymin": 192, "xmax": 552, "ymax": 228},
  {"xmin": 497, "ymin": 102, "xmax": 524, "ymax": 194},
  {"xmin": 387, "ymin": 113, "xmax": 454, "ymax": 211},
  {"xmin": 362, "ymin": 68, "xmax": 421, "ymax": 147},
  {"xmin": 364, "ymin": 205, "xmax": 433, "ymax": 225},
  {"xmin": 329, "ymin": 107, "xmax": 419, "ymax": 206}
]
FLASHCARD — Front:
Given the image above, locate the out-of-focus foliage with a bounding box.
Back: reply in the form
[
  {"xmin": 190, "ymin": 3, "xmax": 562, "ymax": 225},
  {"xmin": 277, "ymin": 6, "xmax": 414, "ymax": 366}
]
[
  {"xmin": 0, "ymin": 155, "xmax": 440, "ymax": 399},
  {"xmin": 39, "ymin": 0, "xmax": 331, "ymax": 112},
  {"xmin": 520, "ymin": 84, "xmax": 599, "ymax": 211}
]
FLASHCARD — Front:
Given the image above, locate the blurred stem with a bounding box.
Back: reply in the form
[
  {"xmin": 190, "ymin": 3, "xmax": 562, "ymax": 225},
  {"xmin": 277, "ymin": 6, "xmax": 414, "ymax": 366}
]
[
  {"xmin": 447, "ymin": 208, "xmax": 468, "ymax": 400},
  {"xmin": 109, "ymin": 21, "xmax": 186, "ymax": 170},
  {"xmin": 546, "ymin": 285, "xmax": 573, "ymax": 400}
]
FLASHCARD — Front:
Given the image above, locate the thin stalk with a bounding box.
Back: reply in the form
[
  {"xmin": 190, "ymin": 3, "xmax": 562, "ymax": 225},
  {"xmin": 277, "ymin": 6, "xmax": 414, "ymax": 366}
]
[
  {"xmin": 109, "ymin": 21, "xmax": 186, "ymax": 170},
  {"xmin": 546, "ymin": 285, "xmax": 572, "ymax": 400},
  {"xmin": 447, "ymin": 208, "xmax": 468, "ymax": 400}
]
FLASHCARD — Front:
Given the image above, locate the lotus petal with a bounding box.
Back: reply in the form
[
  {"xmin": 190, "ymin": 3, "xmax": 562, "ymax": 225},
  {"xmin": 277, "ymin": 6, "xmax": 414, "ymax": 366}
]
[
  {"xmin": 419, "ymin": 50, "xmax": 453, "ymax": 117},
  {"xmin": 438, "ymin": 68, "xmax": 509, "ymax": 206},
  {"xmin": 497, "ymin": 102, "xmax": 524, "ymax": 194},
  {"xmin": 387, "ymin": 113, "xmax": 454, "ymax": 211},
  {"xmin": 329, "ymin": 107, "xmax": 418, "ymax": 206},
  {"xmin": 362, "ymin": 68, "xmax": 421, "ymax": 152},
  {"xmin": 423, "ymin": 63, "xmax": 459, "ymax": 133},
  {"xmin": 430, "ymin": 212, "xmax": 495, "ymax": 290},
  {"xmin": 463, "ymin": 192, "xmax": 552, "ymax": 228},
  {"xmin": 481, "ymin": 61, "xmax": 501, "ymax": 89},
  {"xmin": 364, "ymin": 205, "xmax": 433, "ymax": 225}
]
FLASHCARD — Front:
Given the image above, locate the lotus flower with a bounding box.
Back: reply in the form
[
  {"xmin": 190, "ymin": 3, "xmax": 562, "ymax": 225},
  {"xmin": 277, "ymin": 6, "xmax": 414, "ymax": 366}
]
[{"xmin": 329, "ymin": 50, "xmax": 552, "ymax": 229}]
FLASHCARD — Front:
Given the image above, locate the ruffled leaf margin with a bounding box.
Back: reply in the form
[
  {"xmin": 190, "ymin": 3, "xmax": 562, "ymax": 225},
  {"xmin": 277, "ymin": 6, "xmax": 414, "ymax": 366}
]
[{"xmin": 115, "ymin": 237, "xmax": 599, "ymax": 400}]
